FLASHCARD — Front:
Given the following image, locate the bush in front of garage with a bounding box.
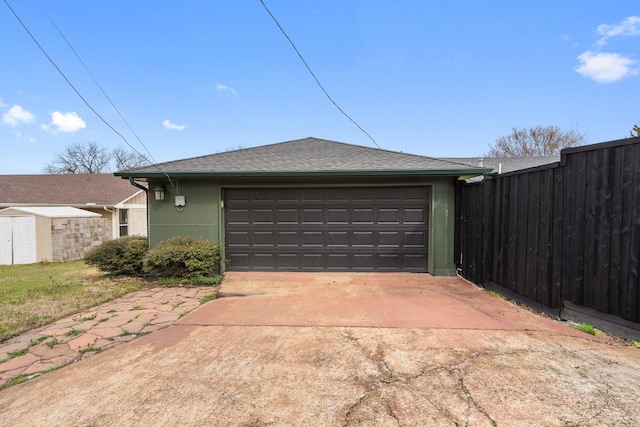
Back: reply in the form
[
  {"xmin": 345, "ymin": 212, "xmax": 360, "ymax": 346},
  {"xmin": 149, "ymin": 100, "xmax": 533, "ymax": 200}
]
[
  {"xmin": 84, "ymin": 236, "xmax": 149, "ymax": 275},
  {"xmin": 142, "ymin": 236, "xmax": 221, "ymax": 278}
]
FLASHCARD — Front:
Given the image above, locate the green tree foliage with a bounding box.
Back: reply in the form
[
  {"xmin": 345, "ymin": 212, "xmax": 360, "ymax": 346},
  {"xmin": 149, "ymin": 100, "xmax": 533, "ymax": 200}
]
[
  {"xmin": 630, "ymin": 123, "xmax": 640, "ymax": 138},
  {"xmin": 486, "ymin": 126, "xmax": 585, "ymax": 157}
]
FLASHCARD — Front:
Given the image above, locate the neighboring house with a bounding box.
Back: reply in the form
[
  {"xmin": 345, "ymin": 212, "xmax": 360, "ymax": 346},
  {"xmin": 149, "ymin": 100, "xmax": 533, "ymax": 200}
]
[
  {"xmin": 0, "ymin": 174, "xmax": 147, "ymax": 239},
  {"xmin": 115, "ymin": 137, "xmax": 490, "ymax": 275},
  {"xmin": 0, "ymin": 206, "xmax": 109, "ymax": 264},
  {"xmin": 440, "ymin": 156, "xmax": 560, "ymax": 180}
]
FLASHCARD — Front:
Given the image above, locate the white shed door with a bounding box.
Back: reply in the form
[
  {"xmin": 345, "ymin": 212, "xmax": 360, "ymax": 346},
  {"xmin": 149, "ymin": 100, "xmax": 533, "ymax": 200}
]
[
  {"xmin": 10, "ymin": 217, "xmax": 37, "ymax": 264},
  {"xmin": 0, "ymin": 217, "xmax": 12, "ymax": 265}
]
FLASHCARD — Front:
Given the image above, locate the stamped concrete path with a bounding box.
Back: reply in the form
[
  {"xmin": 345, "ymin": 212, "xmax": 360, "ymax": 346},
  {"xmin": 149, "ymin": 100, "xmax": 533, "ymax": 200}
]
[
  {"xmin": 1, "ymin": 272, "xmax": 639, "ymax": 426},
  {"xmin": 0, "ymin": 286, "xmax": 217, "ymax": 388}
]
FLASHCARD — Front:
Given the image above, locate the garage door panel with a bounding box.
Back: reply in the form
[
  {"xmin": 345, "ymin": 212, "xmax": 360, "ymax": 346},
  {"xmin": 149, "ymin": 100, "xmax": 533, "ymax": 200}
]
[
  {"xmin": 277, "ymin": 209, "xmax": 298, "ymax": 223},
  {"xmin": 405, "ymin": 231, "xmax": 427, "ymax": 247},
  {"xmin": 303, "ymin": 254, "xmax": 323, "ymax": 269},
  {"xmin": 277, "ymin": 232, "xmax": 298, "ymax": 246},
  {"xmin": 302, "ymin": 209, "xmax": 323, "ymax": 224},
  {"xmin": 404, "ymin": 254, "xmax": 427, "ymax": 269},
  {"xmin": 253, "ymin": 209, "xmax": 274, "ymax": 224},
  {"xmin": 277, "ymin": 189, "xmax": 298, "ymax": 201},
  {"xmin": 353, "ymin": 209, "xmax": 374, "ymax": 224},
  {"xmin": 379, "ymin": 254, "xmax": 400, "ymax": 268},
  {"xmin": 277, "ymin": 253, "xmax": 298, "ymax": 269},
  {"xmin": 352, "ymin": 188, "xmax": 375, "ymax": 201},
  {"xmin": 301, "ymin": 189, "xmax": 324, "ymax": 202},
  {"xmin": 353, "ymin": 232, "xmax": 374, "ymax": 247},
  {"xmin": 225, "ymin": 187, "xmax": 429, "ymax": 272},
  {"xmin": 404, "ymin": 208, "xmax": 426, "ymax": 224},
  {"xmin": 228, "ymin": 253, "xmax": 250, "ymax": 268},
  {"xmin": 227, "ymin": 231, "xmax": 249, "ymax": 246},
  {"xmin": 253, "ymin": 189, "xmax": 274, "ymax": 202},
  {"xmin": 378, "ymin": 209, "xmax": 400, "ymax": 224},
  {"xmin": 353, "ymin": 254, "xmax": 375, "ymax": 269},
  {"xmin": 303, "ymin": 232, "xmax": 323, "ymax": 246},
  {"xmin": 379, "ymin": 232, "xmax": 400, "ymax": 247},
  {"xmin": 328, "ymin": 254, "xmax": 349, "ymax": 269},
  {"xmin": 327, "ymin": 232, "xmax": 349, "ymax": 247},
  {"xmin": 327, "ymin": 209, "xmax": 348, "ymax": 224},
  {"xmin": 227, "ymin": 209, "xmax": 249, "ymax": 224},
  {"xmin": 254, "ymin": 232, "xmax": 274, "ymax": 246},
  {"xmin": 254, "ymin": 254, "xmax": 275, "ymax": 268},
  {"xmin": 327, "ymin": 189, "xmax": 348, "ymax": 201}
]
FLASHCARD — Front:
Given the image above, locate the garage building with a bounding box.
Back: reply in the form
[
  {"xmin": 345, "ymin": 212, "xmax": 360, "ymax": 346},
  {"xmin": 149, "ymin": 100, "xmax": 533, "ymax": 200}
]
[{"xmin": 115, "ymin": 138, "xmax": 489, "ymax": 275}]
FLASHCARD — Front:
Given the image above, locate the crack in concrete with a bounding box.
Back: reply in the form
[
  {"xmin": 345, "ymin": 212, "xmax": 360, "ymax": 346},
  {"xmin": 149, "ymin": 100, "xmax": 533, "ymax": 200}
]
[
  {"xmin": 339, "ymin": 330, "xmax": 483, "ymax": 426},
  {"xmin": 458, "ymin": 375, "xmax": 497, "ymax": 427},
  {"xmin": 336, "ymin": 329, "xmax": 628, "ymax": 426}
]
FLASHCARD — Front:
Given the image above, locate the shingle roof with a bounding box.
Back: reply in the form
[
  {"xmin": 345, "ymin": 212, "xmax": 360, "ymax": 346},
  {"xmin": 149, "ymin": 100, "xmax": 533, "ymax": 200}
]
[
  {"xmin": 118, "ymin": 137, "xmax": 490, "ymax": 177},
  {"xmin": 0, "ymin": 174, "xmax": 144, "ymax": 206},
  {"xmin": 440, "ymin": 156, "xmax": 560, "ymax": 174}
]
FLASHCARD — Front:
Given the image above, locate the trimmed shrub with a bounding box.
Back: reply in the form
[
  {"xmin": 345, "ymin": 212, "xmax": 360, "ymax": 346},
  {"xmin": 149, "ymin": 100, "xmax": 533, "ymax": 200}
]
[
  {"xmin": 84, "ymin": 236, "xmax": 149, "ymax": 275},
  {"xmin": 143, "ymin": 236, "xmax": 220, "ymax": 277}
]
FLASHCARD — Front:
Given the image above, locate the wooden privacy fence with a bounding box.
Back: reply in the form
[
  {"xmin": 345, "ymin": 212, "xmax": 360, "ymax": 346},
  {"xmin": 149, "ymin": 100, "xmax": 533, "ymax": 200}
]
[{"xmin": 456, "ymin": 137, "xmax": 640, "ymax": 336}]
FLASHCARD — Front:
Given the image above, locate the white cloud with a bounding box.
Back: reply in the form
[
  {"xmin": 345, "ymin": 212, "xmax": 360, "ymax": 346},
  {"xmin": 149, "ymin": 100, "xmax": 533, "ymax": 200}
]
[
  {"xmin": 47, "ymin": 111, "xmax": 86, "ymax": 133},
  {"xmin": 2, "ymin": 105, "xmax": 35, "ymax": 126},
  {"xmin": 575, "ymin": 16, "xmax": 640, "ymax": 83},
  {"xmin": 595, "ymin": 16, "xmax": 640, "ymax": 48},
  {"xmin": 574, "ymin": 51, "xmax": 639, "ymax": 83},
  {"xmin": 162, "ymin": 119, "xmax": 186, "ymax": 130},
  {"xmin": 216, "ymin": 83, "xmax": 237, "ymax": 95}
]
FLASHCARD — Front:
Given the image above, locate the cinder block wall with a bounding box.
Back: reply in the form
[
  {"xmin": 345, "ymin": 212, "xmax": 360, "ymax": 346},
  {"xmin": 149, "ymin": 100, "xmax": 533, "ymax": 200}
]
[{"xmin": 51, "ymin": 218, "xmax": 110, "ymax": 261}]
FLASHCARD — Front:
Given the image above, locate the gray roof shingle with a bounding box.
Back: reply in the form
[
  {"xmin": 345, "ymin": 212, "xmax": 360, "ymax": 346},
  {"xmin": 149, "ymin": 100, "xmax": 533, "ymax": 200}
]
[
  {"xmin": 118, "ymin": 137, "xmax": 489, "ymax": 177},
  {"xmin": 440, "ymin": 156, "xmax": 560, "ymax": 174},
  {"xmin": 0, "ymin": 174, "xmax": 144, "ymax": 206}
]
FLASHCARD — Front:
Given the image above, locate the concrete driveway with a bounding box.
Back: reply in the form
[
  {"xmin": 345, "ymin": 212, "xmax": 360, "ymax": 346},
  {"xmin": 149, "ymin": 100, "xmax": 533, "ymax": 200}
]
[{"xmin": 1, "ymin": 272, "xmax": 639, "ymax": 426}]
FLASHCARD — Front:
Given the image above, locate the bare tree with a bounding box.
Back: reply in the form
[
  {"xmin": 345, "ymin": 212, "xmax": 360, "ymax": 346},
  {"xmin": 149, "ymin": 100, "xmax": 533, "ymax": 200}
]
[
  {"xmin": 44, "ymin": 141, "xmax": 110, "ymax": 173},
  {"xmin": 44, "ymin": 142, "xmax": 150, "ymax": 173},
  {"xmin": 112, "ymin": 146, "xmax": 150, "ymax": 170},
  {"xmin": 486, "ymin": 126, "xmax": 585, "ymax": 157}
]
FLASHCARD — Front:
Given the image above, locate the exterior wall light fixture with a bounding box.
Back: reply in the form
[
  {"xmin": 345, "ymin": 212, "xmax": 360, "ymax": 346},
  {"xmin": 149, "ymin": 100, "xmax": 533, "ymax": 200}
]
[{"xmin": 153, "ymin": 185, "xmax": 165, "ymax": 201}]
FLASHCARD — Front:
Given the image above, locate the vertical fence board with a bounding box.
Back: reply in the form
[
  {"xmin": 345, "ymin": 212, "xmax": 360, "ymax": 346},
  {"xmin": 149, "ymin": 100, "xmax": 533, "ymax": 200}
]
[
  {"xmin": 454, "ymin": 137, "xmax": 640, "ymax": 324},
  {"xmin": 551, "ymin": 166, "xmax": 563, "ymax": 308},
  {"xmin": 608, "ymin": 146, "xmax": 623, "ymax": 317},
  {"xmin": 524, "ymin": 172, "xmax": 540, "ymax": 300},
  {"xmin": 627, "ymin": 144, "xmax": 640, "ymax": 321}
]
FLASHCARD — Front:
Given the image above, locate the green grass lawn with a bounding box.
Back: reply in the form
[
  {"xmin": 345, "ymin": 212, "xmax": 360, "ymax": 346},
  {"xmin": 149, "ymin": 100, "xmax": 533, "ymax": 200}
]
[{"xmin": 0, "ymin": 260, "xmax": 147, "ymax": 342}]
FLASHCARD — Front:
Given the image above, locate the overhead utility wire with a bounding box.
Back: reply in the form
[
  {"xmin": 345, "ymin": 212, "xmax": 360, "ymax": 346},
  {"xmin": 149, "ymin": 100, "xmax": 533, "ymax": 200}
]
[
  {"xmin": 258, "ymin": 0, "xmax": 381, "ymax": 149},
  {"xmin": 3, "ymin": 0, "xmax": 172, "ymax": 184},
  {"xmin": 48, "ymin": 16, "xmax": 163, "ymax": 172}
]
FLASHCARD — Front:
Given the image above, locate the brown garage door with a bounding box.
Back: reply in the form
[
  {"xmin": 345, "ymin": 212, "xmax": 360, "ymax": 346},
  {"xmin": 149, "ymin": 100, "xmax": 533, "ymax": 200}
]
[{"xmin": 224, "ymin": 187, "xmax": 429, "ymax": 271}]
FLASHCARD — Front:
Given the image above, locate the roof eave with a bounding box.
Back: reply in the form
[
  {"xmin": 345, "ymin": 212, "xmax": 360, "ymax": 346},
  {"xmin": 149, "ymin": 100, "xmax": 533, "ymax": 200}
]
[{"xmin": 115, "ymin": 168, "xmax": 493, "ymax": 180}]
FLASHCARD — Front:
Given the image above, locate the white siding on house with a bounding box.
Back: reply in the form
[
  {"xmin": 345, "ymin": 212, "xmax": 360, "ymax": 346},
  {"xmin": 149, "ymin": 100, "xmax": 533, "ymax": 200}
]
[{"xmin": 126, "ymin": 208, "xmax": 147, "ymax": 236}]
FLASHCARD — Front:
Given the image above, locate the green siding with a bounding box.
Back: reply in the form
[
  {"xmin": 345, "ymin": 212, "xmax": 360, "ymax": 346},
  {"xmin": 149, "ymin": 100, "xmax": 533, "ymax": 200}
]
[
  {"xmin": 147, "ymin": 177, "xmax": 458, "ymax": 276},
  {"xmin": 148, "ymin": 180, "xmax": 221, "ymax": 247},
  {"xmin": 429, "ymin": 179, "xmax": 457, "ymax": 276}
]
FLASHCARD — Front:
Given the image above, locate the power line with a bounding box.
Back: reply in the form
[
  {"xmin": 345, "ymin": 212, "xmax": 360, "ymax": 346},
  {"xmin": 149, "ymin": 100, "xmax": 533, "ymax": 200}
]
[
  {"xmin": 258, "ymin": 0, "xmax": 381, "ymax": 149},
  {"xmin": 47, "ymin": 16, "xmax": 162, "ymax": 170},
  {"xmin": 3, "ymin": 0, "xmax": 172, "ymax": 184}
]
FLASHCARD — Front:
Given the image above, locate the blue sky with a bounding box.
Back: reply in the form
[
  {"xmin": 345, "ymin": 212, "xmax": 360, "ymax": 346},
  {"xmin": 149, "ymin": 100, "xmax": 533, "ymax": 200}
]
[{"xmin": 1, "ymin": 1, "xmax": 639, "ymax": 174}]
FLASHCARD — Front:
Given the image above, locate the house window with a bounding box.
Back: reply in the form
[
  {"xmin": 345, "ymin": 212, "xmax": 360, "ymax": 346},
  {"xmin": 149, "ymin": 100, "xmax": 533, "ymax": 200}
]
[{"xmin": 119, "ymin": 209, "xmax": 128, "ymax": 237}]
